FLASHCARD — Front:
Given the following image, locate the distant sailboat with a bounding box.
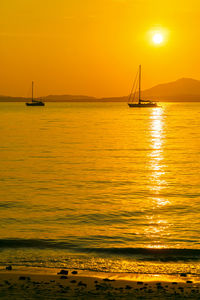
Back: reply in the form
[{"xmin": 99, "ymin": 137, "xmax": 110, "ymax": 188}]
[
  {"xmin": 128, "ymin": 65, "xmax": 158, "ymax": 108},
  {"xmin": 26, "ymin": 82, "xmax": 45, "ymax": 106}
]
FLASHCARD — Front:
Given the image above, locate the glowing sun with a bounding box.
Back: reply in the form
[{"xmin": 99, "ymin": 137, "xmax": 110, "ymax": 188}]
[{"xmin": 152, "ymin": 33, "xmax": 163, "ymax": 44}]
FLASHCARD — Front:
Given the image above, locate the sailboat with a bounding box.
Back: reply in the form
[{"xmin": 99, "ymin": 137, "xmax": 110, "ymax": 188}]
[
  {"xmin": 26, "ymin": 82, "xmax": 45, "ymax": 106},
  {"xmin": 128, "ymin": 65, "xmax": 158, "ymax": 108}
]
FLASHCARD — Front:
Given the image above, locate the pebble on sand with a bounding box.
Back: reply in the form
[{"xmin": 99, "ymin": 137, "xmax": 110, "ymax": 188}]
[
  {"xmin": 125, "ymin": 285, "xmax": 132, "ymax": 289},
  {"xmin": 78, "ymin": 281, "xmax": 87, "ymax": 287},
  {"xmin": 60, "ymin": 276, "xmax": 68, "ymax": 280},
  {"xmin": 18, "ymin": 276, "xmax": 30, "ymax": 281},
  {"xmin": 58, "ymin": 270, "xmax": 68, "ymax": 275},
  {"xmin": 70, "ymin": 280, "xmax": 76, "ymax": 283},
  {"xmin": 103, "ymin": 278, "xmax": 115, "ymax": 282}
]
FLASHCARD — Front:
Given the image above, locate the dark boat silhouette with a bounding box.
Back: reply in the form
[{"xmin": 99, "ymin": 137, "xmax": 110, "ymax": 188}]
[
  {"xmin": 26, "ymin": 82, "xmax": 45, "ymax": 106},
  {"xmin": 128, "ymin": 65, "xmax": 158, "ymax": 108}
]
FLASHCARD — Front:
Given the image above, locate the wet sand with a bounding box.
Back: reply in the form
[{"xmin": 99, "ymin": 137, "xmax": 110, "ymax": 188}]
[{"xmin": 0, "ymin": 268, "xmax": 200, "ymax": 299}]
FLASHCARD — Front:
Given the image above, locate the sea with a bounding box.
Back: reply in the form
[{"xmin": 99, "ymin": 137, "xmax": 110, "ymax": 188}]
[{"xmin": 0, "ymin": 102, "xmax": 200, "ymax": 277}]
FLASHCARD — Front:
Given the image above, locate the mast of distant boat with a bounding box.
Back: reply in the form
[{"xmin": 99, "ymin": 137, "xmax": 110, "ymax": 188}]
[
  {"xmin": 32, "ymin": 81, "xmax": 34, "ymax": 102},
  {"xmin": 138, "ymin": 65, "xmax": 141, "ymax": 103}
]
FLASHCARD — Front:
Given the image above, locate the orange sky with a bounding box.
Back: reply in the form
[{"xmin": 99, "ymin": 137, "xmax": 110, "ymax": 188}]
[{"xmin": 1, "ymin": 0, "xmax": 200, "ymax": 97}]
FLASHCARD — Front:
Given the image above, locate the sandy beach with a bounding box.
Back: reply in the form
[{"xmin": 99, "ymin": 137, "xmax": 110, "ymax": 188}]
[{"xmin": 0, "ymin": 267, "xmax": 200, "ymax": 299}]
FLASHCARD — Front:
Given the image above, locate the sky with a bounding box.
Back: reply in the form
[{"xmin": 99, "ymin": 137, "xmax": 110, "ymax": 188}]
[{"xmin": 1, "ymin": 0, "xmax": 200, "ymax": 97}]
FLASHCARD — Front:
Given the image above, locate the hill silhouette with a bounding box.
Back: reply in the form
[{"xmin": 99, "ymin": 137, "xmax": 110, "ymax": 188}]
[
  {"xmin": 142, "ymin": 78, "xmax": 200, "ymax": 101},
  {"xmin": 45, "ymin": 94, "xmax": 96, "ymax": 101},
  {"xmin": 1, "ymin": 78, "xmax": 200, "ymax": 102}
]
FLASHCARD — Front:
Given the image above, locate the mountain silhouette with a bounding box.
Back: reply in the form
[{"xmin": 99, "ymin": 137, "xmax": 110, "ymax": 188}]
[
  {"xmin": 44, "ymin": 94, "xmax": 96, "ymax": 101},
  {"xmin": 1, "ymin": 78, "xmax": 200, "ymax": 102},
  {"xmin": 142, "ymin": 78, "xmax": 200, "ymax": 101}
]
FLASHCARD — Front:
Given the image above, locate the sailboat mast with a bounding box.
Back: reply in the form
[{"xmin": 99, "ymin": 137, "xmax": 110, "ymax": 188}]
[
  {"xmin": 139, "ymin": 65, "xmax": 141, "ymax": 101},
  {"xmin": 32, "ymin": 81, "xmax": 34, "ymax": 102}
]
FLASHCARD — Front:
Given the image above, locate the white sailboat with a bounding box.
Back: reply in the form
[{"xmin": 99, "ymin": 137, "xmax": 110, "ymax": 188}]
[{"xmin": 128, "ymin": 65, "xmax": 158, "ymax": 108}]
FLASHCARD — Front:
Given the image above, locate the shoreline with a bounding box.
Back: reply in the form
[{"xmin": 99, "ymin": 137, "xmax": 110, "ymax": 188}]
[
  {"xmin": 1, "ymin": 100, "xmax": 200, "ymax": 103},
  {"xmin": 1, "ymin": 267, "xmax": 200, "ymax": 299}
]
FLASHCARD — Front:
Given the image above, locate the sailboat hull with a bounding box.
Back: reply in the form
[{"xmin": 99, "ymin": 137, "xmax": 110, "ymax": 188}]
[
  {"xmin": 128, "ymin": 103, "xmax": 158, "ymax": 107},
  {"xmin": 26, "ymin": 102, "xmax": 45, "ymax": 106}
]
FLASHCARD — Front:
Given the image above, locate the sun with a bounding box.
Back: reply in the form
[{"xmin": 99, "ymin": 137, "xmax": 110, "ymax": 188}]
[
  {"xmin": 147, "ymin": 27, "xmax": 169, "ymax": 47},
  {"xmin": 152, "ymin": 33, "xmax": 163, "ymax": 44}
]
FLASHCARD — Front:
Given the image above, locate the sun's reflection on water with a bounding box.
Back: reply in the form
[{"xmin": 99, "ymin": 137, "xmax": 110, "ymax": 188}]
[
  {"xmin": 149, "ymin": 108, "xmax": 166, "ymax": 198},
  {"xmin": 146, "ymin": 108, "xmax": 170, "ymax": 247}
]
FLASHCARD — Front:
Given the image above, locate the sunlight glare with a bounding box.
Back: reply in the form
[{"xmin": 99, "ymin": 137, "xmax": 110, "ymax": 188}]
[
  {"xmin": 153, "ymin": 33, "xmax": 163, "ymax": 44},
  {"xmin": 147, "ymin": 27, "xmax": 169, "ymax": 47}
]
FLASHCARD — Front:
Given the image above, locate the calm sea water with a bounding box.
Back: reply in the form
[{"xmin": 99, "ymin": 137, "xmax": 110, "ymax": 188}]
[{"xmin": 0, "ymin": 102, "xmax": 200, "ymax": 274}]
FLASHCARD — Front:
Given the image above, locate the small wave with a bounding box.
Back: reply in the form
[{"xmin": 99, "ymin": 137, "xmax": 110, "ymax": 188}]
[
  {"xmin": 1, "ymin": 239, "xmax": 200, "ymax": 261},
  {"xmin": 0, "ymin": 239, "xmax": 75, "ymax": 250},
  {"xmin": 84, "ymin": 247, "xmax": 200, "ymax": 261}
]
